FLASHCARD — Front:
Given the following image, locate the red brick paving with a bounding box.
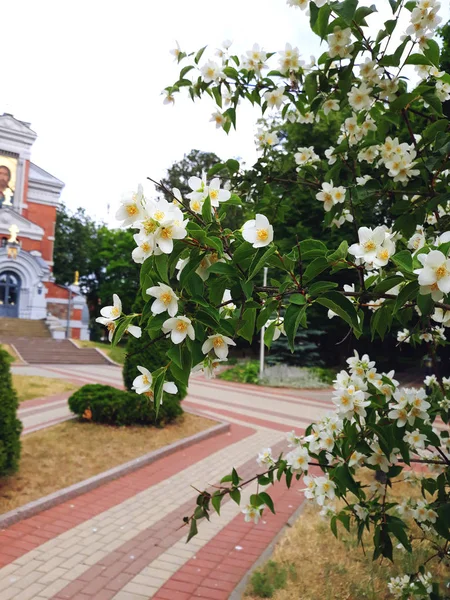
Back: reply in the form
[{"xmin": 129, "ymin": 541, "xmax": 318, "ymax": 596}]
[{"xmin": 0, "ymin": 423, "xmax": 253, "ymax": 569}]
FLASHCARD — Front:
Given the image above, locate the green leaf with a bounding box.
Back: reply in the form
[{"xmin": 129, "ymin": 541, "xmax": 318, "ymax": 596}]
[
  {"xmin": 404, "ymin": 53, "xmax": 432, "ymax": 66},
  {"xmin": 394, "ymin": 280, "xmax": 419, "ymax": 313},
  {"xmin": 370, "ymin": 304, "xmax": 393, "ymax": 340},
  {"xmin": 327, "ymin": 241, "xmax": 348, "ymax": 262},
  {"xmin": 202, "ymin": 195, "xmax": 212, "ymax": 223},
  {"xmin": 238, "ymin": 308, "xmax": 256, "ymax": 342},
  {"xmin": 333, "ymin": 0, "xmax": 358, "ymax": 24},
  {"xmin": 316, "ymin": 291, "xmax": 359, "ymax": 330},
  {"xmin": 392, "ymin": 250, "xmax": 413, "ymax": 273},
  {"xmin": 152, "ymin": 369, "xmax": 166, "ymax": 417},
  {"xmin": 194, "ymin": 46, "xmax": 207, "ymax": 65},
  {"xmin": 180, "ymin": 65, "xmax": 194, "ymax": 79},
  {"xmin": 285, "ymin": 303, "xmax": 308, "ymax": 352},
  {"xmin": 299, "ymin": 239, "xmax": 328, "ymax": 260},
  {"xmin": 186, "ymin": 518, "xmax": 198, "ymax": 542},
  {"xmin": 259, "ymin": 492, "xmax": 275, "ymax": 514},
  {"xmin": 256, "ymin": 299, "xmax": 278, "ymax": 332},
  {"xmin": 354, "ymin": 4, "xmax": 377, "ymax": 24},
  {"xmin": 226, "ymin": 158, "xmax": 240, "ymax": 174},
  {"xmin": 310, "ymin": 4, "xmax": 332, "ymax": 39},
  {"xmin": 387, "ymin": 517, "xmax": 412, "ymax": 552},
  {"xmin": 179, "ymin": 252, "xmax": 203, "ymax": 288},
  {"xmin": 247, "ymin": 246, "xmax": 276, "ymax": 282},
  {"xmin": 289, "ymin": 294, "xmax": 307, "ymax": 305},
  {"xmin": 111, "ymin": 316, "xmax": 134, "ymax": 346},
  {"xmin": 423, "ymin": 39, "xmax": 440, "ymax": 66},
  {"xmin": 229, "ymin": 488, "xmax": 241, "ymax": 505},
  {"xmin": 417, "ymin": 291, "xmax": 434, "ymax": 317},
  {"xmin": 303, "ymin": 257, "xmax": 329, "ymax": 283},
  {"xmin": 167, "ymin": 344, "xmax": 182, "ymax": 369},
  {"xmin": 211, "ymin": 492, "xmax": 222, "ymax": 515},
  {"xmin": 308, "ymin": 281, "xmax": 338, "ymax": 296},
  {"xmin": 304, "ymin": 73, "xmax": 318, "ymax": 102},
  {"xmin": 208, "ymin": 262, "xmax": 236, "ymax": 276},
  {"xmin": 208, "ymin": 163, "xmax": 226, "ymax": 177},
  {"xmin": 154, "ymin": 254, "xmax": 169, "ymax": 284},
  {"xmin": 231, "ymin": 468, "xmax": 240, "ymax": 486},
  {"xmin": 373, "ymin": 275, "xmax": 404, "ymax": 294}
]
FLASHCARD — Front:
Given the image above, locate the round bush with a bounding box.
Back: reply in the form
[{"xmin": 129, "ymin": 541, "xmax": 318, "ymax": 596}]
[
  {"xmin": 68, "ymin": 384, "xmax": 183, "ymax": 426},
  {"xmin": 0, "ymin": 348, "xmax": 22, "ymax": 476}
]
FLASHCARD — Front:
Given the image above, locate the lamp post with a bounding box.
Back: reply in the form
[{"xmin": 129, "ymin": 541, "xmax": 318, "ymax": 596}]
[
  {"xmin": 259, "ymin": 267, "xmax": 269, "ymax": 379},
  {"xmin": 65, "ymin": 271, "xmax": 79, "ymax": 339}
]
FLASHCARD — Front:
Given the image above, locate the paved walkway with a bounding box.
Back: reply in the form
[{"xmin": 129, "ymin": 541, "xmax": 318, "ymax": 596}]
[{"xmin": 3, "ymin": 364, "xmax": 334, "ymax": 599}]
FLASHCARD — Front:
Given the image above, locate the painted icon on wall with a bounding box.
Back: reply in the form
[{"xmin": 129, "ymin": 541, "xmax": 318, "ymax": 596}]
[{"xmin": 0, "ymin": 154, "xmax": 18, "ymax": 207}]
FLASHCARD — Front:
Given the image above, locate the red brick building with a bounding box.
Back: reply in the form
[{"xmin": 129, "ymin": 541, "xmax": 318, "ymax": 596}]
[{"xmin": 0, "ymin": 113, "xmax": 89, "ymax": 339}]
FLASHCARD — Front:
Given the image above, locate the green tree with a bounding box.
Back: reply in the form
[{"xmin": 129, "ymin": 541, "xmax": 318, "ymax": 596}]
[{"xmin": 0, "ymin": 349, "xmax": 22, "ymax": 476}]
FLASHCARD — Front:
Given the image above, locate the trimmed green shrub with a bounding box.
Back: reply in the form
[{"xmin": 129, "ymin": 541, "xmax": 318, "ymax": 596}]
[
  {"xmin": 0, "ymin": 348, "xmax": 22, "ymax": 476},
  {"xmin": 122, "ymin": 291, "xmax": 187, "ymax": 403},
  {"xmin": 68, "ymin": 384, "xmax": 183, "ymax": 426}
]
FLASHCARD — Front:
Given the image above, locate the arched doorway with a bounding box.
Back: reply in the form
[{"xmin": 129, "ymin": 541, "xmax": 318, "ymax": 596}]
[{"xmin": 0, "ymin": 271, "xmax": 21, "ymax": 317}]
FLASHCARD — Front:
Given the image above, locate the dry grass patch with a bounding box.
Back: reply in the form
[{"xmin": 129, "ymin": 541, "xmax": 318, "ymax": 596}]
[
  {"xmin": 0, "ymin": 413, "xmax": 216, "ymax": 514},
  {"xmin": 12, "ymin": 374, "xmax": 80, "ymax": 403},
  {"xmin": 246, "ymin": 480, "xmax": 447, "ymax": 599}
]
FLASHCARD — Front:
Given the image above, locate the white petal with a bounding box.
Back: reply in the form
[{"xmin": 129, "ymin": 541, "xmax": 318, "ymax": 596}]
[
  {"xmin": 202, "ymin": 339, "xmax": 214, "ymax": 354},
  {"xmin": 171, "ymin": 329, "xmax": 186, "ymax": 344},
  {"xmin": 127, "ymin": 325, "xmax": 142, "ymax": 338},
  {"xmin": 163, "ymin": 382, "xmax": 178, "ymax": 394}
]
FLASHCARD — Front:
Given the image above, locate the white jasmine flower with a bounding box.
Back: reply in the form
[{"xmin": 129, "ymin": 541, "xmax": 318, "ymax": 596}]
[
  {"xmin": 264, "ymin": 86, "xmax": 287, "ymax": 109},
  {"xmin": 162, "ymin": 316, "xmax": 195, "ymax": 344},
  {"xmin": 210, "ymin": 111, "xmax": 226, "ymax": 129},
  {"xmin": 208, "ymin": 178, "xmax": 231, "ymax": 207},
  {"xmin": 146, "ymin": 283, "xmax": 179, "ymax": 317},
  {"xmin": 349, "ymin": 226, "xmax": 396, "ymax": 269},
  {"xmin": 348, "ymin": 82, "xmax": 373, "ymax": 111},
  {"xmin": 132, "ymin": 366, "xmax": 153, "ymax": 394},
  {"xmin": 100, "ymin": 294, "xmax": 122, "ymax": 320},
  {"xmin": 201, "ymin": 60, "xmax": 223, "ymax": 83},
  {"xmin": 257, "ymin": 448, "xmax": 275, "ymax": 468},
  {"xmin": 415, "ymin": 250, "xmax": 450, "ymax": 295},
  {"xmin": 202, "ymin": 334, "xmax": 236, "ymax": 359},
  {"xmin": 242, "ymin": 214, "xmax": 274, "ymax": 248},
  {"xmin": 322, "ymin": 98, "xmax": 339, "ymax": 115},
  {"xmin": 116, "ymin": 186, "xmax": 144, "ymax": 226},
  {"xmin": 132, "ymin": 233, "xmax": 156, "ymax": 263},
  {"xmin": 242, "ymin": 504, "xmax": 264, "ymax": 524},
  {"xmin": 154, "ymin": 217, "xmax": 188, "ymax": 254}
]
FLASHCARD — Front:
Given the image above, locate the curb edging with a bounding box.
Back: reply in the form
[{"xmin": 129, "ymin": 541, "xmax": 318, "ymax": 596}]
[{"xmin": 0, "ymin": 419, "xmax": 230, "ymax": 529}]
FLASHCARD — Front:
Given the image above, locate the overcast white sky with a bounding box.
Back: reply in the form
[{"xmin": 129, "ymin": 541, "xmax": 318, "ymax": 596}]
[{"xmin": 2, "ymin": 1, "xmax": 449, "ymax": 224}]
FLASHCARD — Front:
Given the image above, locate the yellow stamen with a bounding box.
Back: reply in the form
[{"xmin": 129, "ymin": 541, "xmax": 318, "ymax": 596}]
[
  {"xmin": 364, "ymin": 240, "xmax": 377, "ymax": 252},
  {"xmin": 160, "ymin": 292, "xmax": 172, "ymax": 305},
  {"xmin": 213, "ymin": 337, "xmax": 224, "ymax": 348},
  {"xmin": 436, "ymin": 265, "xmax": 448, "ymax": 279},
  {"xmin": 126, "ymin": 204, "xmax": 138, "ymax": 216},
  {"xmin": 256, "ymin": 229, "xmax": 269, "ymax": 241},
  {"xmin": 176, "ymin": 321, "xmax": 188, "ymax": 333}
]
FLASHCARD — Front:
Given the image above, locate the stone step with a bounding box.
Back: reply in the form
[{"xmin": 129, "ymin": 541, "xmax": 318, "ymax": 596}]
[
  {"xmin": 0, "ymin": 317, "xmax": 51, "ymax": 338},
  {"xmin": 2, "ymin": 337, "xmax": 111, "ymax": 365}
]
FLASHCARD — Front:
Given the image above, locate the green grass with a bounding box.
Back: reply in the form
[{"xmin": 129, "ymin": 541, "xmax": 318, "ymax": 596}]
[
  {"xmin": 74, "ymin": 340, "xmax": 127, "ymax": 364},
  {"xmin": 219, "ymin": 361, "xmax": 336, "ymax": 389}
]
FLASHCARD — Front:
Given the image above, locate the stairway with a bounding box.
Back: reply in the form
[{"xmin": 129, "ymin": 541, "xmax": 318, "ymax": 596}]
[
  {"xmin": 0, "ymin": 317, "xmax": 51, "ymax": 338},
  {"xmin": 0, "ymin": 335, "xmax": 111, "ymax": 365}
]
